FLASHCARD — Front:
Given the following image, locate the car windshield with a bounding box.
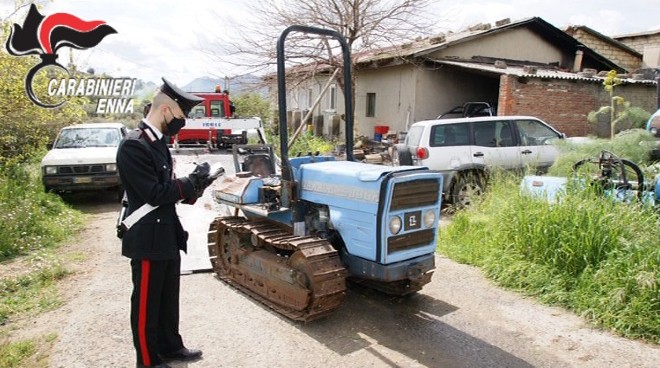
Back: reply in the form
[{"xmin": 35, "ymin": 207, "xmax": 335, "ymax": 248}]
[
  {"xmin": 405, "ymin": 125, "xmax": 425, "ymax": 147},
  {"xmin": 54, "ymin": 127, "xmax": 121, "ymax": 148}
]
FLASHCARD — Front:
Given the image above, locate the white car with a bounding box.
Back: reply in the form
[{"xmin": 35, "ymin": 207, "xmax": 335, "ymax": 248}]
[
  {"xmin": 396, "ymin": 116, "xmax": 565, "ymax": 207},
  {"xmin": 41, "ymin": 122, "xmax": 128, "ymax": 197}
]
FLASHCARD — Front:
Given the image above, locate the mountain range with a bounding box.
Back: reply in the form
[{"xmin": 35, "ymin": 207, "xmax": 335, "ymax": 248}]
[
  {"xmin": 182, "ymin": 74, "xmax": 268, "ymax": 97},
  {"xmin": 131, "ymin": 74, "xmax": 268, "ymax": 100}
]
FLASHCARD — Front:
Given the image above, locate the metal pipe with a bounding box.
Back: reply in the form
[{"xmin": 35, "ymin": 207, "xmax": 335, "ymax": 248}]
[
  {"xmin": 277, "ymin": 25, "xmax": 354, "ymax": 182},
  {"xmin": 573, "ymin": 49, "xmax": 584, "ymax": 72}
]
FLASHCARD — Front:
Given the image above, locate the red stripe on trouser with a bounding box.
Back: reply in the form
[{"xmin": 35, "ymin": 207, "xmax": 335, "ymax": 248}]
[{"xmin": 138, "ymin": 260, "xmax": 152, "ymax": 366}]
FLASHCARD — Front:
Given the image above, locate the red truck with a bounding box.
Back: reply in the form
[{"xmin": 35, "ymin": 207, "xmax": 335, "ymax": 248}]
[{"xmin": 171, "ymin": 89, "xmax": 263, "ymax": 150}]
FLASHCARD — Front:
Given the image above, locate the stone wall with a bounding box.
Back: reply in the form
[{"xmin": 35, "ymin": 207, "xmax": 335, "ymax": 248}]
[
  {"xmin": 615, "ymin": 32, "xmax": 660, "ymax": 54},
  {"xmin": 569, "ymin": 29, "xmax": 642, "ymax": 71}
]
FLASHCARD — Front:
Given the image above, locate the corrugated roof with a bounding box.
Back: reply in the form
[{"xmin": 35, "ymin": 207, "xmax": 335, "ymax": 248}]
[
  {"xmin": 613, "ymin": 28, "xmax": 660, "ymax": 39},
  {"xmin": 431, "ymin": 59, "xmax": 658, "ymax": 85}
]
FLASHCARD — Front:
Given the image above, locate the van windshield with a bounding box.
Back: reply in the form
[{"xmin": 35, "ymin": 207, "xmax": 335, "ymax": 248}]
[
  {"xmin": 405, "ymin": 125, "xmax": 424, "ymax": 147},
  {"xmin": 54, "ymin": 128, "xmax": 121, "ymax": 148}
]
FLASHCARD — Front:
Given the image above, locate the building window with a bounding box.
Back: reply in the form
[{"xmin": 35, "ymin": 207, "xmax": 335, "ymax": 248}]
[
  {"xmin": 366, "ymin": 92, "xmax": 376, "ymax": 117},
  {"xmin": 329, "ymin": 84, "xmax": 336, "ymax": 110}
]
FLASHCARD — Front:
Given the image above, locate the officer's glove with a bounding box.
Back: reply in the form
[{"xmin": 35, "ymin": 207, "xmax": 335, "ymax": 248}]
[
  {"xmin": 182, "ymin": 163, "xmax": 225, "ymax": 204},
  {"xmin": 188, "ymin": 162, "xmax": 212, "ymax": 196}
]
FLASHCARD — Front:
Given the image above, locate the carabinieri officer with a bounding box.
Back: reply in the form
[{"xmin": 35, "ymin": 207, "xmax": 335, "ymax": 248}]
[{"xmin": 117, "ymin": 78, "xmax": 209, "ymax": 368}]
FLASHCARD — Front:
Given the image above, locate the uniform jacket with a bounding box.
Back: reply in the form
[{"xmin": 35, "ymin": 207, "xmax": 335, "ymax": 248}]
[{"xmin": 116, "ymin": 121, "xmax": 195, "ymax": 260}]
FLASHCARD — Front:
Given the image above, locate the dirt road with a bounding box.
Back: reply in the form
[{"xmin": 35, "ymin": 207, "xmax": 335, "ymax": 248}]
[{"xmin": 15, "ymin": 150, "xmax": 659, "ymax": 367}]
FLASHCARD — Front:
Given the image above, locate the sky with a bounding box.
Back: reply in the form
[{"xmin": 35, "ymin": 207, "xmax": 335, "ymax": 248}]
[{"xmin": 2, "ymin": 0, "xmax": 660, "ymax": 87}]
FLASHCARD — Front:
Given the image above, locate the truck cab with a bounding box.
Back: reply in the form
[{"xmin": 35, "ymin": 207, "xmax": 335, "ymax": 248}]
[
  {"xmin": 171, "ymin": 90, "xmax": 262, "ymax": 149},
  {"xmin": 187, "ymin": 91, "xmax": 233, "ymax": 119}
]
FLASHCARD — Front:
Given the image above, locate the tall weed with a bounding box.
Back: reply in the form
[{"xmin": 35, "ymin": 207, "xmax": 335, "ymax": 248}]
[{"xmin": 438, "ymin": 172, "xmax": 660, "ymax": 343}]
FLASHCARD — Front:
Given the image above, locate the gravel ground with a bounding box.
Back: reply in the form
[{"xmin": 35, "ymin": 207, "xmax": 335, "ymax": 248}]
[{"xmin": 6, "ymin": 149, "xmax": 659, "ymax": 367}]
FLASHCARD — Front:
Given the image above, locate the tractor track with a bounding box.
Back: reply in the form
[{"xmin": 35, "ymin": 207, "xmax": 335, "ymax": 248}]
[{"xmin": 208, "ymin": 216, "xmax": 348, "ymax": 321}]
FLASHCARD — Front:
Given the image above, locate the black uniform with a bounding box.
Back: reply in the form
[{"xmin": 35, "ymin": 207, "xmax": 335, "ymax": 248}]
[{"xmin": 117, "ymin": 120, "xmax": 195, "ymax": 367}]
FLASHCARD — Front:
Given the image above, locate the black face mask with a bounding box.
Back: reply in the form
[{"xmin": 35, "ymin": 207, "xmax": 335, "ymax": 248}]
[{"xmin": 164, "ymin": 108, "xmax": 186, "ymax": 135}]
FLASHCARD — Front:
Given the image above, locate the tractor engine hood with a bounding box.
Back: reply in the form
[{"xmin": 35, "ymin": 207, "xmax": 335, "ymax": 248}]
[{"xmin": 299, "ymin": 161, "xmax": 427, "ymax": 212}]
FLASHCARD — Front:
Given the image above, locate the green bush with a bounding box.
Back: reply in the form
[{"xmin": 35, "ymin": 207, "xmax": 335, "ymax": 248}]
[
  {"xmin": 0, "ymin": 158, "xmax": 82, "ymax": 260},
  {"xmin": 549, "ymin": 129, "xmax": 656, "ymax": 176},
  {"xmin": 234, "ymin": 92, "xmax": 272, "ymax": 122},
  {"xmin": 438, "ymin": 173, "xmax": 660, "ymax": 343},
  {"xmin": 261, "ymin": 129, "xmax": 336, "ymax": 157}
]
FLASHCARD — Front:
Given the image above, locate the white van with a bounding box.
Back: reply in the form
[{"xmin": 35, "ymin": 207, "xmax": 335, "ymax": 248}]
[
  {"xmin": 41, "ymin": 122, "xmax": 128, "ymax": 198},
  {"xmin": 396, "ymin": 116, "xmax": 565, "ymax": 207}
]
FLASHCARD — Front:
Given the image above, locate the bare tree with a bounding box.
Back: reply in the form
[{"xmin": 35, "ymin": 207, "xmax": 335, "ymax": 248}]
[{"xmin": 204, "ymin": 0, "xmax": 438, "ymax": 119}]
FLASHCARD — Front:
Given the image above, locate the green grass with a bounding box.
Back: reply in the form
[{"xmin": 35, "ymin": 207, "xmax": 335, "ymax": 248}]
[
  {"xmin": 0, "ymin": 263, "xmax": 69, "ymax": 325},
  {"xmin": 438, "ymin": 172, "xmax": 660, "ymax": 343},
  {"xmin": 0, "ymin": 157, "xmax": 82, "ymax": 366},
  {"xmin": 0, "ymin": 339, "xmax": 36, "ymax": 368},
  {"xmin": 0, "ymin": 159, "xmax": 82, "ymax": 260},
  {"xmin": 0, "ymin": 333, "xmax": 56, "ymax": 368}
]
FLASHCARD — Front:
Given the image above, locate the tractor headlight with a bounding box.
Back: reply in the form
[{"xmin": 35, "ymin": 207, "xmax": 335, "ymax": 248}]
[
  {"xmin": 106, "ymin": 163, "xmax": 117, "ymax": 172},
  {"xmin": 389, "ymin": 215, "xmax": 402, "ymax": 235},
  {"xmin": 423, "ymin": 210, "xmax": 436, "ymax": 228},
  {"xmin": 44, "ymin": 166, "xmax": 57, "ymax": 174}
]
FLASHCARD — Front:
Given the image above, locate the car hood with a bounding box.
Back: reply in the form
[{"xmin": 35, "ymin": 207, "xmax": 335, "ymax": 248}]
[{"xmin": 41, "ymin": 147, "xmax": 118, "ymax": 166}]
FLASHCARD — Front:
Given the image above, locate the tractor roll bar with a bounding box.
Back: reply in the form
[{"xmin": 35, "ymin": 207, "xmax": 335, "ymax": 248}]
[{"xmin": 277, "ymin": 25, "xmax": 354, "ymax": 182}]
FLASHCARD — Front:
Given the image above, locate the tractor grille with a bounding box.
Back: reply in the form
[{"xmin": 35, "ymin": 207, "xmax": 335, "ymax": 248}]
[
  {"xmin": 387, "ymin": 229, "xmax": 435, "ymax": 254},
  {"xmin": 58, "ymin": 165, "xmax": 105, "ymax": 174},
  {"xmin": 390, "ymin": 179, "xmax": 439, "ymax": 211}
]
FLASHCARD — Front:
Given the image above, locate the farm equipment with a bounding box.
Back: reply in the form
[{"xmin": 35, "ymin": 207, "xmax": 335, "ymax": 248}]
[
  {"xmin": 207, "ymin": 26, "xmax": 444, "ymax": 321},
  {"xmin": 521, "ymin": 150, "xmax": 659, "ymax": 205}
]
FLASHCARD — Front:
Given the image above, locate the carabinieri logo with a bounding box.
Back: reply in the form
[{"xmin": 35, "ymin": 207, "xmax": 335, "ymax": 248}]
[{"xmin": 5, "ymin": 4, "xmax": 117, "ymax": 108}]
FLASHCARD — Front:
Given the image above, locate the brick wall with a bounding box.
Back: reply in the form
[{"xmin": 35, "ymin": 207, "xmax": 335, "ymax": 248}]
[{"xmin": 498, "ymin": 75, "xmax": 658, "ymax": 137}]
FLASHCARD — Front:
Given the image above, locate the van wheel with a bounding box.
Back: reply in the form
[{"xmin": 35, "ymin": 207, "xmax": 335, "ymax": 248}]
[
  {"xmin": 450, "ymin": 173, "xmax": 484, "ymax": 209},
  {"xmin": 392, "ymin": 144, "xmax": 412, "ymax": 166}
]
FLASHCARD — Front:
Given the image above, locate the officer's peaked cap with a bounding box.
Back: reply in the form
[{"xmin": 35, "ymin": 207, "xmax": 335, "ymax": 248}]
[{"xmin": 160, "ymin": 77, "xmax": 204, "ymax": 115}]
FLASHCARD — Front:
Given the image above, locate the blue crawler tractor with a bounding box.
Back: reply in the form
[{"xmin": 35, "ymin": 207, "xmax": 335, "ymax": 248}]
[{"xmin": 207, "ymin": 26, "xmax": 444, "ymax": 321}]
